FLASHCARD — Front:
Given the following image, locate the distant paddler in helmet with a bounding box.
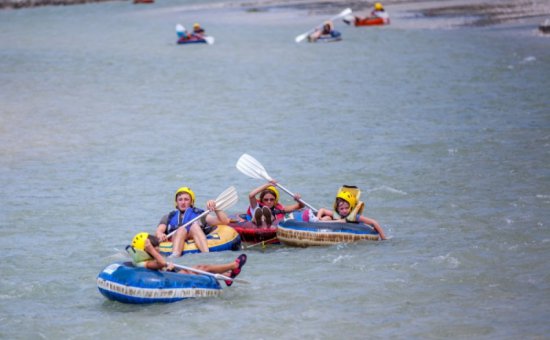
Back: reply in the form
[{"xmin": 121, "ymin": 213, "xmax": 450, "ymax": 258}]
[
  {"xmin": 192, "ymin": 22, "xmax": 205, "ymax": 36},
  {"xmin": 307, "ymin": 20, "xmax": 341, "ymax": 42},
  {"xmin": 343, "ymin": 2, "xmax": 390, "ymax": 25},
  {"xmin": 371, "ymin": 2, "xmax": 389, "ymax": 20},
  {"xmin": 155, "ymin": 186, "xmax": 230, "ymax": 256},
  {"xmin": 316, "ymin": 186, "xmax": 386, "ymax": 240},
  {"xmin": 247, "ymin": 180, "xmax": 304, "ymax": 228}
]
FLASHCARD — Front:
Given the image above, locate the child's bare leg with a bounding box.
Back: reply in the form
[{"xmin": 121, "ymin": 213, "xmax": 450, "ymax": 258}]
[{"xmin": 171, "ymin": 228, "xmax": 188, "ymax": 257}]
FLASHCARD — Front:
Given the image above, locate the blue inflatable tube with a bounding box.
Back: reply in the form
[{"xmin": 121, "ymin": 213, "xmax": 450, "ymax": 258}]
[
  {"xmin": 277, "ymin": 213, "xmax": 380, "ymax": 247},
  {"xmin": 97, "ymin": 262, "xmax": 222, "ymax": 304}
]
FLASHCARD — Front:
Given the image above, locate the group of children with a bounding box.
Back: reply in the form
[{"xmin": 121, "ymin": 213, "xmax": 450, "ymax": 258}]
[
  {"xmin": 246, "ymin": 181, "xmax": 386, "ymax": 240},
  {"xmin": 127, "ymin": 180, "xmax": 386, "ymax": 287}
]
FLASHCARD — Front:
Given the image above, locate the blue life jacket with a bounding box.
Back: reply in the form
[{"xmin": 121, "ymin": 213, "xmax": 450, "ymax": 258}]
[{"xmin": 166, "ymin": 207, "xmax": 205, "ymax": 234}]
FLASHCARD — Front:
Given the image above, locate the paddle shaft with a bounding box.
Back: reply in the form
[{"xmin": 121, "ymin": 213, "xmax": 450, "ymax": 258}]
[
  {"xmin": 274, "ymin": 182, "xmax": 317, "ymax": 213},
  {"xmin": 166, "ymin": 210, "xmax": 209, "ymax": 239},
  {"xmin": 171, "ymin": 263, "xmax": 249, "ymax": 284}
]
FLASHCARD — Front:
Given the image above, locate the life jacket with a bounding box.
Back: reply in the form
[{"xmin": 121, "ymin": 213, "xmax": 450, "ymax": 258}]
[
  {"xmin": 166, "ymin": 207, "xmax": 205, "ymax": 234},
  {"xmin": 246, "ymin": 202, "xmax": 286, "ymax": 220},
  {"xmin": 126, "ymin": 245, "xmax": 152, "ymax": 265}
]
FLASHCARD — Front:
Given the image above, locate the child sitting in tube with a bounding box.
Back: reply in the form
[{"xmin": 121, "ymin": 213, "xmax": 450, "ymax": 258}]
[
  {"xmin": 156, "ymin": 186, "xmax": 230, "ymax": 257},
  {"xmin": 247, "ymin": 181, "xmax": 304, "ymax": 228},
  {"xmin": 127, "ymin": 232, "xmax": 247, "ymax": 286},
  {"xmin": 316, "ymin": 188, "xmax": 387, "ymax": 240}
]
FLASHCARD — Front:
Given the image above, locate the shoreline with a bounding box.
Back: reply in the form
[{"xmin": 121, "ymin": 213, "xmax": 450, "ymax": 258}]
[{"xmin": 1, "ymin": 0, "xmax": 549, "ymax": 30}]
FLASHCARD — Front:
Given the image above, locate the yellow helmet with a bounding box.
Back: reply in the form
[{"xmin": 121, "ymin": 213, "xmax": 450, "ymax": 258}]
[
  {"xmin": 261, "ymin": 185, "xmax": 279, "ymax": 204},
  {"xmin": 193, "ymin": 23, "xmax": 200, "ymax": 29},
  {"xmin": 374, "ymin": 2, "xmax": 383, "ymax": 10},
  {"xmin": 175, "ymin": 186, "xmax": 195, "ymax": 206},
  {"xmin": 131, "ymin": 232, "xmax": 149, "ymax": 251},
  {"xmin": 334, "ymin": 191, "xmax": 357, "ymax": 211}
]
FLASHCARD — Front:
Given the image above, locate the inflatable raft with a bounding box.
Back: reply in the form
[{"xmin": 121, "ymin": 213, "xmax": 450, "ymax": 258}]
[
  {"xmin": 277, "ymin": 219, "xmax": 380, "ymax": 247},
  {"xmin": 344, "ymin": 15, "xmax": 390, "ymax": 27},
  {"xmin": 159, "ymin": 225, "xmax": 241, "ymax": 256},
  {"xmin": 97, "ymin": 262, "xmax": 222, "ymax": 304},
  {"xmin": 177, "ymin": 35, "xmax": 208, "ymax": 44},
  {"xmin": 229, "ymin": 221, "xmax": 278, "ymax": 244},
  {"xmin": 309, "ymin": 31, "xmax": 342, "ymax": 43}
]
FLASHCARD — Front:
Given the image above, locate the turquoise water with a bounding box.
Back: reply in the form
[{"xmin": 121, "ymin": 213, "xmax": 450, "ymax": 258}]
[{"xmin": 1, "ymin": 1, "xmax": 549, "ymax": 339}]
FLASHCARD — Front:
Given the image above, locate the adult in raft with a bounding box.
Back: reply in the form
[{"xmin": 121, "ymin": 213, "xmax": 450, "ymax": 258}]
[
  {"xmin": 316, "ymin": 190, "xmax": 387, "ymax": 240},
  {"xmin": 307, "ymin": 20, "xmax": 340, "ymax": 42},
  {"xmin": 156, "ymin": 186, "xmax": 230, "ymax": 256}
]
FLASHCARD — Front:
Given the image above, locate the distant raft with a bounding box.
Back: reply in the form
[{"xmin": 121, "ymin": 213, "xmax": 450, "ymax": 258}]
[
  {"xmin": 343, "ymin": 15, "xmax": 390, "ymax": 27},
  {"xmin": 97, "ymin": 262, "xmax": 222, "ymax": 304},
  {"xmin": 177, "ymin": 35, "xmax": 215, "ymax": 45},
  {"xmin": 309, "ymin": 31, "xmax": 342, "ymax": 43},
  {"xmin": 277, "ymin": 211, "xmax": 380, "ymax": 247},
  {"xmin": 159, "ymin": 225, "xmax": 241, "ymax": 256}
]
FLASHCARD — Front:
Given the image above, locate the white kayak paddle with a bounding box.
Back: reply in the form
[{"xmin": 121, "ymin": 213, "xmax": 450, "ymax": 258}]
[
  {"xmin": 236, "ymin": 153, "xmax": 318, "ymax": 213},
  {"xmin": 295, "ymin": 8, "xmax": 352, "ymax": 43},
  {"xmin": 166, "ymin": 186, "xmax": 238, "ymax": 238}
]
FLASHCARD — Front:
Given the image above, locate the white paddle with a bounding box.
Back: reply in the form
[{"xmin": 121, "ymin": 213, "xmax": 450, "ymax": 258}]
[
  {"xmin": 236, "ymin": 153, "xmax": 318, "ymax": 213},
  {"xmin": 171, "ymin": 263, "xmax": 249, "ymax": 284},
  {"xmin": 203, "ymin": 36, "xmax": 215, "ymax": 45},
  {"xmin": 295, "ymin": 8, "xmax": 352, "ymax": 43},
  {"xmin": 166, "ymin": 186, "xmax": 238, "ymax": 239}
]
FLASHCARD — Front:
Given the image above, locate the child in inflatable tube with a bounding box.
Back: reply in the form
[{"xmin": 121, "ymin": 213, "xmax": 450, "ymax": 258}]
[
  {"xmin": 315, "ymin": 187, "xmax": 387, "ymax": 240},
  {"xmin": 307, "ymin": 20, "xmax": 341, "ymax": 42},
  {"xmin": 247, "ymin": 181, "xmax": 304, "ymax": 228},
  {"xmin": 128, "ymin": 232, "xmax": 247, "ymax": 286},
  {"xmin": 156, "ymin": 186, "xmax": 230, "ymax": 256}
]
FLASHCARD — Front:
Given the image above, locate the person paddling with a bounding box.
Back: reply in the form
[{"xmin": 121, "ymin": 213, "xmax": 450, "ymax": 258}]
[
  {"xmin": 307, "ymin": 20, "xmax": 340, "ymax": 42},
  {"xmin": 128, "ymin": 232, "xmax": 247, "ymax": 286},
  {"xmin": 156, "ymin": 186, "xmax": 230, "ymax": 256},
  {"xmin": 247, "ymin": 181, "xmax": 304, "ymax": 228}
]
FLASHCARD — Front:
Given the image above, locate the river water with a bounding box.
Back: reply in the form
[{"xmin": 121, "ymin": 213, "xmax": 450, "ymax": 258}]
[{"xmin": 1, "ymin": 0, "xmax": 549, "ymax": 339}]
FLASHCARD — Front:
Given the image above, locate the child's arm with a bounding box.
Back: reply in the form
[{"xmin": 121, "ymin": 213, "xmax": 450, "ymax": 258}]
[
  {"xmin": 358, "ymin": 215, "xmax": 386, "ymax": 240},
  {"xmin": 144, "ymin": 240, "xmax": 168, "ymax": 269},
  {"xmin": 205, "ymin": 199, "xmax": 230, "ymax": 225},
  {"xmin": 284, "ymin": 193, "xmax": 305, "ymax": 212},
  {"xmin": 248, "ymin": 182, "xmax": 273, "ymax": 209},
  {"xmin": 316, "ymin": 208, "xmax": 333, "ymax": 220}
]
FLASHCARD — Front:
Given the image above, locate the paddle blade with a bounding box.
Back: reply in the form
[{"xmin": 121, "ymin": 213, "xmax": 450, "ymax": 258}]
[
  {"xmin": 204, "ymin": 36, "xmax": 215, "ymax": 45},
  {"xmin": 295, "ymin": 33, "xmax": 308, "ymax": 43},
  {"xmin": 236, "ymin": 153, "xmax": 272, "ymax": 181},
  {"xmin": 214, "ymin": 186, "xmax": 238, "ymax": 211}
]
